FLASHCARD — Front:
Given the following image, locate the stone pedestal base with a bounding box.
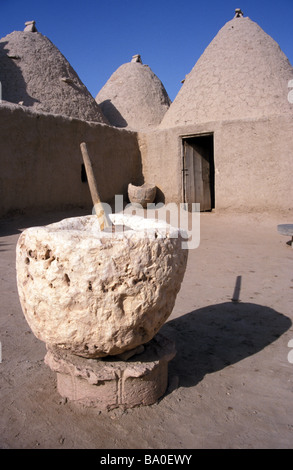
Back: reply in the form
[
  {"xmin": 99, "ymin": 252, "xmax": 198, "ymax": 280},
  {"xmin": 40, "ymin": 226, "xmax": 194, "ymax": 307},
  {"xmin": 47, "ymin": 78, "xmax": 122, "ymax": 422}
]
[{"xmin": 44, "ymin": 333, "xmax": 176, "ymax": 410}]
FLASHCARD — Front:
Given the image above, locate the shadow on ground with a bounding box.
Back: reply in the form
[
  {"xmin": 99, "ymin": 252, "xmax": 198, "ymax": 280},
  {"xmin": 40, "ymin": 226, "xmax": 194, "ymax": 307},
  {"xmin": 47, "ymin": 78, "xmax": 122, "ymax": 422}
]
[{"xmin": 161, "ymin": 302, "xmax": 291, "ymax": 388}]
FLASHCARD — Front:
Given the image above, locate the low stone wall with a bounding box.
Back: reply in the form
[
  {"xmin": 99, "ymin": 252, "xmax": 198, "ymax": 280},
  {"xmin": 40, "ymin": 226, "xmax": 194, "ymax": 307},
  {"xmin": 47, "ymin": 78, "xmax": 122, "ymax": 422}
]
[{"xmin": 0, "ymin": 104, "xmax": 142, "ymax": 217}]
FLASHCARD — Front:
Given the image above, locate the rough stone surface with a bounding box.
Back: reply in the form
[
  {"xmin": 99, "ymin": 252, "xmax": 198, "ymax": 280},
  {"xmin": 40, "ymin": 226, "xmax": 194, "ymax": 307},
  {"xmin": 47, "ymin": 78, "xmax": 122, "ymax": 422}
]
[
  {"xmin": 96, "ymin": 59, "xmax": 171, "ymax": 130},
  {"xmin": 160, "ymin": 16, "xmax": 293, "ymax": 128},
  {"xmin": 0, "ymin": 31, "xmax": 108, "ymax": 123},
  {"xmin": 44, "ymin": 332, "xmax": 176, "ymax": 409},
  {"xmin": 16, "ymin": 214, "xmax": 188, "ymax": 358}
]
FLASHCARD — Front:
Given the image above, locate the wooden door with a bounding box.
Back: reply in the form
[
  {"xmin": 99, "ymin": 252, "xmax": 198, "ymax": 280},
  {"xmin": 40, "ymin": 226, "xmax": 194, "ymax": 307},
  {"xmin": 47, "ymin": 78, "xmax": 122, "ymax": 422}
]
[{"xmin": 183, "ymin": 137, "xmax": 212, "ymax": 211}]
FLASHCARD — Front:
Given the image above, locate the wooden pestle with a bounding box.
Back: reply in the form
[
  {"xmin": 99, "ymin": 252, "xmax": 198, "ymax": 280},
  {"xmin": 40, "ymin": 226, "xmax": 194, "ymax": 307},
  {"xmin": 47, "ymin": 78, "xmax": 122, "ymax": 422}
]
[{"xmin": 80, "ymin": 142, "xmax": 110, "ymax": 231}]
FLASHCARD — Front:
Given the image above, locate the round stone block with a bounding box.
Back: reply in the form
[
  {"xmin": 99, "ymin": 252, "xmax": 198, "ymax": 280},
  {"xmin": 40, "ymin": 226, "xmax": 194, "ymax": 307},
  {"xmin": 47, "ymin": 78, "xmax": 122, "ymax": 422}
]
[{"xmin": 44, "ymin": 333, "xmax": 176, "ymax": 409}]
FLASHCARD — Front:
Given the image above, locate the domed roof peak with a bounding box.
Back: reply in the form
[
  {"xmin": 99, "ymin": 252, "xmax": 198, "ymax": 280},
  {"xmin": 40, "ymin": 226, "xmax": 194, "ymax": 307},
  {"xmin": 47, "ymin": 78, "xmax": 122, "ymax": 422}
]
[
  {"xmin": 160, "ymin": 15, "xmax": 293, "ymax": 128},
  {"xmin": 0, "ymin": 28, "xmax": 108, "ymax": 123},
  {"xmin": 96, "ymin": 55, "xmax": 171, "ymax": 130}
]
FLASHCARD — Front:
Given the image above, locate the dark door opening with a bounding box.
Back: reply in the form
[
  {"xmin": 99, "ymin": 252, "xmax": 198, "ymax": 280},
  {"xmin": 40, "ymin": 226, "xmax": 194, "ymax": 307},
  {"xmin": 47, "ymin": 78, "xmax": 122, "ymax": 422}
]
[{"xmin": 182, "ymin": 134, "xmax": 215, "ymax": 211}]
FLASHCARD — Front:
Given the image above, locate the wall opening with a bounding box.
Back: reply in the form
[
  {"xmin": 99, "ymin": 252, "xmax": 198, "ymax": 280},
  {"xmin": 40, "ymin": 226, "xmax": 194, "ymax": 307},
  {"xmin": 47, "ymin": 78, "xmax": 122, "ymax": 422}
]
[
  {"xmin": 182, "ymin": 133, "xmax": 215, "ymax": 211},
  {"xmin": 81, "ymin": 163, "xmax": 87, "ymax": 183}
]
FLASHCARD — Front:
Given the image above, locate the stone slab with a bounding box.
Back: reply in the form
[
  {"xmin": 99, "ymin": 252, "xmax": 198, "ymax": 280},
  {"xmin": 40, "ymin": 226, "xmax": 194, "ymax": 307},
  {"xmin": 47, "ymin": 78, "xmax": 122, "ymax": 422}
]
[
  {"xmin": 44, "ymin": 332, "xmax": 176, "ymax": 410},
  {"xmin": 277, "ymin": 224, "xmax": 293, "ymax": 247},
  {"xmin": 277, "ymin": 224, "xmax": 293, "ymax": 236}
]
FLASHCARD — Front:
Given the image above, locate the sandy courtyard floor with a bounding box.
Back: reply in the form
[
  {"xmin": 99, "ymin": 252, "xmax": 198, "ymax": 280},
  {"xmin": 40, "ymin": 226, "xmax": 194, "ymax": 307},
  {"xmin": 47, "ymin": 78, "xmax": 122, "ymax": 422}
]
[{"xmin": 0, "ymin": 208, "xmax": 292, "ymax": 449}]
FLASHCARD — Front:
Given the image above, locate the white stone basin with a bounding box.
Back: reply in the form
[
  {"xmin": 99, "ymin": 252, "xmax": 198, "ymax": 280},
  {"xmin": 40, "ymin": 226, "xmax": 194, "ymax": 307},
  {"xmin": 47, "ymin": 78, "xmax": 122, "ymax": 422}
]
[{"xmin": 16, "ymin": 214, "xmax": 188, "ymax": 358}]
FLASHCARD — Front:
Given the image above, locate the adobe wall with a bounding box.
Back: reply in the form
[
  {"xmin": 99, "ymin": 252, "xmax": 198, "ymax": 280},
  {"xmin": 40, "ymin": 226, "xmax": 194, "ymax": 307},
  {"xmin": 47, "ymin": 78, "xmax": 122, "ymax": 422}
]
[
  {"xmin": 1, "ymin": 103, "xmax": 291, "ymax": 217},
  {"xmin": 139, "ymin": 114, "xmax": 293, "ymax": 213},
  {"xmin": 215, "ymin": 115, "xmax": 293, "ymax": 212},
  {"xmin": 0, "ymin": 104, "xmax": 142, "ymax": 217},
  {"xmin": 137, "ymin": 129, "xmax": 183, "ymax": 204}
]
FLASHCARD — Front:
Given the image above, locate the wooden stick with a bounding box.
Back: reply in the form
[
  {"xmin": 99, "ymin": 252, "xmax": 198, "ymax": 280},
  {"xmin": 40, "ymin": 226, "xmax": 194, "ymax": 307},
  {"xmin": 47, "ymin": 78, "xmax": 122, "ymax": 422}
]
[{"xmin": 80, "ymin": 142, "xmax": 110, "ymax": 231}]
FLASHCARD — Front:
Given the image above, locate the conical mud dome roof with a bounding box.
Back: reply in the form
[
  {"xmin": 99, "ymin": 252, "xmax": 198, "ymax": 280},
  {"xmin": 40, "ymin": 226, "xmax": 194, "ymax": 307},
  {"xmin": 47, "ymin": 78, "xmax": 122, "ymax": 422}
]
[
  {"xmin": 96, "ymin": 55, "xmax": 171, "ymax": 130},
  {"xmin": 160, "ymin": 13, "xmax": 293, "ymax": 128},
  {"xmin": 0, "ymin": 26, "xmax": 108, "ymax": 123}
]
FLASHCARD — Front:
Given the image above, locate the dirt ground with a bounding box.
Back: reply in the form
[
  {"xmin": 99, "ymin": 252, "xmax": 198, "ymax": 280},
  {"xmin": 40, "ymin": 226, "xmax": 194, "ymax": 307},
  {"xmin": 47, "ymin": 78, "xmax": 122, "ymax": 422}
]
[{"xmin": 0, "ymin": 208, "xmax": 293, "ymax": 449}]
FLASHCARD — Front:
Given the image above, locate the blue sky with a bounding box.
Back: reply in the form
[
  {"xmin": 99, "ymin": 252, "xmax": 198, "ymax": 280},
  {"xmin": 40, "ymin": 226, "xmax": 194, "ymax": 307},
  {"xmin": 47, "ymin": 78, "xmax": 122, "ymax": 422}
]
[{"xmin": 0, "ymin": 0, "xmax": 292, "ymax": 101}]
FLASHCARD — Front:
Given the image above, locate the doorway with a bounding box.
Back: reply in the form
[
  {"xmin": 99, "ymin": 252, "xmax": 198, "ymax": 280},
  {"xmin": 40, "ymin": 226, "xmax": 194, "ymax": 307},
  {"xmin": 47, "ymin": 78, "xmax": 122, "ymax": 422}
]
[{"xmin": 182, "ymin": 134, "xmax": 215, "ymax": 211}]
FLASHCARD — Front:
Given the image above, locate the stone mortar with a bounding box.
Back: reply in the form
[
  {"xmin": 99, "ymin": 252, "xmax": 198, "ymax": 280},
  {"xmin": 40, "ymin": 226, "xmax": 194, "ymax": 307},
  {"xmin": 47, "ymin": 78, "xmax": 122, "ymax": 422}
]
[{"xmin": 16, "ymin": 213, "xmax": 188, "ymax": 358}]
